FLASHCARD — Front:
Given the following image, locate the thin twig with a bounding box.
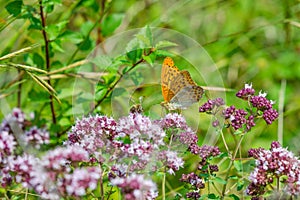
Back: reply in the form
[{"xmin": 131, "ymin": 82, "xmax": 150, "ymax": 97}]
[
  {"xmin": 221, "ymin": 133, "xmax": 245, "ymax": 199},
  {"xmin": 39, "ymin": 0, "xmax": 57, "ymax": 124},
  {"xmin": 92, "ymin": 54, "xmax": 149, "ymax": 113}
]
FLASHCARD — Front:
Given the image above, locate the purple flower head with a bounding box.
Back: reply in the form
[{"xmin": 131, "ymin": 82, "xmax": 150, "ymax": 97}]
[
  {"xmin": 66, "ymin": 114, "xmax": 117, "ymax": 159},
  {"xmin": 114, "ymin": 114, "xmax": 165, "ymax": 164},
  {"xmin": 64, "ymin": 167, "xmax": 101, "ymax": 197},
  {"xmin": 111, "ymin": 174, "xmax": 158, "ymax": 200},
  {"xmin": 199, "ymin": 98, "xmax": 225, "ymax": 113},
  {"xmin": 223, "ymin": 105, "xmax": 236, "ymax": 119},
  {"xmin": 225, "ymin": 108, "xmax": 248, "ymax": 130},
  {"xmin": 25, "ymin": 126, "xmax": 49, "ymax": 149},
  {"xmin": 179, "ymin": 129, "xmax": 198, "ymax": 146},
  {"xmin": 158, "ymin": 150, "xmax": 184, "ymax": 175},
  {"xmin": 247, "ymin": 141, "xmax": 300, "ymax": 198},
  {"xmin": 262, "ymin": 108, "xmax": 278, "ymax": 125},
  {"xmin": 197, "ymin": 145, "xmax": 221, "ymax": 160},
  {"xmin": 159, "ymin": 113, "xmax": 188, "ymax": 130},
  {"xmin": 1, "ymin": 108, "xmax": 25, "ymax": 133},
  {"xmin": 186, "ymin": 191, "xmax": 201, "ymax": 199},
  {"xmin": 246, "ymin": 115, "xmax": 255, "ymax": 131},
  {"xmin": 180, "ymin": 172, "xmax": 205, "ymax": 189},
  {"xmin": 42, "ymin": 146, "xmax": 89, "ymax": 171},
  {"xmin": 250, "ymin": 93, "xmax": 272, "ymax": 111},
  {"xmin": 0, "ymin": 131, "xmax": 16, "ymax": 163},
  {"xmin": 236, "ymin": 83, "xmax": 255, "ymax": 100}
]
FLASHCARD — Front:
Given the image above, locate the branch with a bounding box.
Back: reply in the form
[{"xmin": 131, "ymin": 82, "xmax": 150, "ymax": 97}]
[{"xmin": 39, "ymin": 0, "xmax": 57, "ymax": 124}]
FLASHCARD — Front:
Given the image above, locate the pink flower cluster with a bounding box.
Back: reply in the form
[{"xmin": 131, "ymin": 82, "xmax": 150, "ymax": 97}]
[
  {"xmin": 247, "ymin": 141, "xmax": 300, "ymax": 198},
  {"xmin": 199, "ymin": 84, "xmax": 279, "ymax": 131},
  {"xmin": 111, "ymin": 174, "xmax": 158, "ymax": 200}
]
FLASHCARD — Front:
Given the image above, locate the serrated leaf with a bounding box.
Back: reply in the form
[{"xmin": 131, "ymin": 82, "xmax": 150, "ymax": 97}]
[
  {"xmin": 155, "ymin": 40, "xmax": 178, "ymax": 49},
  {"xmin": 102, "ymin": 13, "xmax": 124, "ymax": 36},
  {"xmin": 5, "ymin": 1, "xmax": 23, "ymax": 17}
]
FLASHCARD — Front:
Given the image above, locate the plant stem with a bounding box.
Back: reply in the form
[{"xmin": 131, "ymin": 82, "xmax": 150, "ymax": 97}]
[
  {"xmin": 162, "ymin": 169, "xmax": 166, "ymax": 200},
  {"xmin": 220, "ymin": 133, "xmax": 245, "ymax": 199},
  {"xmin": 92, "ymin": 50, "xmax": 153, "ymax": 113},
  {"xmin": 39, "ymin": 0, "xmax": 56, "ymax": 124}
]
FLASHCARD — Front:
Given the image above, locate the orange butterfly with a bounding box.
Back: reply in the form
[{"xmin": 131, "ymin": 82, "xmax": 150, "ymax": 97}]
[{"xmin": 161, "ymin": 57, "xmax": 204, "ymax": 110}]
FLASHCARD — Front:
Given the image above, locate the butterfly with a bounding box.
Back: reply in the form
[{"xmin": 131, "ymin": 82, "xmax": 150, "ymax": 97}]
[{"xmin": 161, "ymin": 57, "xmax": 204, "ymax": 110}]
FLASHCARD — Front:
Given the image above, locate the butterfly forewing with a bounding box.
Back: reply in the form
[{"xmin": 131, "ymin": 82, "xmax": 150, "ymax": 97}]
[{"xmin": 161, "ymin": 57, "xmax": 180, "ymax": 102}]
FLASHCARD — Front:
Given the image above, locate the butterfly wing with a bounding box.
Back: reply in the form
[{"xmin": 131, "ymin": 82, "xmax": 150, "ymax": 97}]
[
  {"xmin": 169, "ymin": 85, "xmax": 204, "ymax": 109},
  {"xmin": 161, "ymin": 57, "xmax": 204, "ymax": 110},
  {"xmin": 161, "ymin": 57, "xmax": 180, "ymax": 102}
]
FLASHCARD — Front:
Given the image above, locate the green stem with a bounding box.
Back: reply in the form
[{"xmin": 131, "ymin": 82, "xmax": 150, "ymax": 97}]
[
  {"xmin": 221, "ymin": 133, "xmax": 245, "ymax": 199},
  {"xmin": 162, "ymin": 170, "xmax": 166, "ymax": 200}
]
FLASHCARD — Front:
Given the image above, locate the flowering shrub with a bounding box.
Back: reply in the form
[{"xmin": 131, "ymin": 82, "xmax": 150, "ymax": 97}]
[{"xmin": 0, "ymin": 84, "xmax": 297, "ymax": 200}]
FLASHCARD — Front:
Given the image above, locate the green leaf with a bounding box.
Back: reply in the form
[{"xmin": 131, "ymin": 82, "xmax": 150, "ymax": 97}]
[
  {"xmin": 28, "ymin": 16, "xmax": 42, "ymax": 30},
  {"xmin": 207, "ymin": 193, "xmax": 220, "ymax": 199},
  {"xmin": 46, "ymin": 21, "xmax": 68, "ymax": 40},
  {"xmin": 155, "ymin": 40, "xmax": 178, "ymax": 49},
  {"xmin": 51, "ymin": 40, "xmax": 64, "ymax": 53},
  {"xmin": 229, "ymin": 194, "xmax": 240, "ymax": 200},
  {"xmin": 102, "ymin": 13, "xmax": 124, "ymax": 36},
  {"xmin": 78, "ymin": 37, "xmax": 93, "ymax": 51},
  {"xmin": 145, "ymin": 25, "xmax": 153, "ymax": 46},
  {"xmin": 234, "ymin": 160, "xmax": 243, "ymax": 172},
  {"xmin": 33, "ymin": 53, "xmax": 44, "ymax": 67},
  {"xmin": 154, "ymin": 49, "xmax": 174, "ymax": 57},
  {"xmin": 80, "ymin": 21, "xmax": 94, "ymax": 36},
  {"xmin": 5, "ymin": 1, "xmax": 23, "ymax": 17},
  {"xmin": 130, "ymin": 71, "xmax": 144, "ymax": 86},
  {"xmin": 237, "ymin": 180, "xmax": 244, "ymax": 191},
  {"xmin": 126, "ymin": 49, "xmax": 142, "ymax": 63},
  {"xmin": 233, "ymin": 129, "xmax": 243, "ymax": 135},
  {"xmin": 113, "ymin": 87, "xmax": 126, "ymax": 97},
  {"xmin": 142, "ymin": 55, "xmax": 154, "ymax": 66},
  {"xmin": 91, "ymin": 55, "xmax": 112, "ymax": 69},
  {"xmin": 59, "ymin": 30, "xmax": 83, "ymax": 44},
  {"xmin": 213, "ymin": 177, "xmax": 227, "ymax": 185},
  {"xmin": 136, "ymin": 34, "xmax": 151, "ymax": 47}
]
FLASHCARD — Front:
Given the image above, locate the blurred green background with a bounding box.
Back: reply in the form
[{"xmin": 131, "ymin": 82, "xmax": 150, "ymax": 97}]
[{"xmin": 0, "ymin": 0, "xmax": 299, "ymax": 152}]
